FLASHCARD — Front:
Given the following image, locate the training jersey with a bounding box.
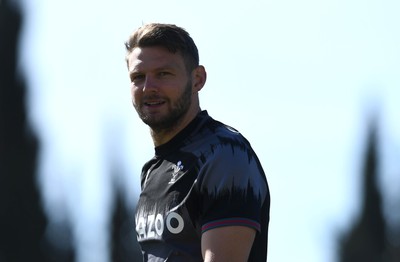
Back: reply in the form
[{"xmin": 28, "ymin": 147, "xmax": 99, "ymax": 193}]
[{"xmin": 135, "ymin": 111, "xmax": 270, "ymax": 262}]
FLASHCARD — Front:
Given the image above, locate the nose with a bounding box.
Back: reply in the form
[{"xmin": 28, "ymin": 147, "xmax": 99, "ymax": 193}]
[{"xmin": 143, "ymin": 76, "xmax": 158, "ymax": 93}]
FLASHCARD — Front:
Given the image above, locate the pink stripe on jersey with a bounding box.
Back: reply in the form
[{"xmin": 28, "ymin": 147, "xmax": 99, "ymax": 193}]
[{"xmin": 201, "ymin": 218, "xmax": 260, "ymax": 233}]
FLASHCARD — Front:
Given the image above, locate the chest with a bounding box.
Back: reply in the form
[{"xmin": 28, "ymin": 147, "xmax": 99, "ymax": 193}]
[{"xmin": 135, "ymin": 155, "xmax": 201, "ymax": 242}]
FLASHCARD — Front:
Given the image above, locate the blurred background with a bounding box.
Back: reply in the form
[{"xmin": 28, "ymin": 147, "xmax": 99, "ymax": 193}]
[{"xmin": 1, "ymin": 0, "xmax": 399, "ymax": 261}]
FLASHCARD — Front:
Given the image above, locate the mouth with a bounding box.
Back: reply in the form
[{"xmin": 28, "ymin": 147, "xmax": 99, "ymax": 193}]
[{"xmin": 143, "ymin": 100, "xmax": 165, "ymax": 107}]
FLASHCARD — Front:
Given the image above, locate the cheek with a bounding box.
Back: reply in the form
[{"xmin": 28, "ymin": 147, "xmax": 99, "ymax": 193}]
[
  {"xmin": 131, "ymin": 86, "xmax": 137, "ymax": 100},
  {"xmin": 130, "ymin": 86, "xmax": 140, "ymax": 103}
]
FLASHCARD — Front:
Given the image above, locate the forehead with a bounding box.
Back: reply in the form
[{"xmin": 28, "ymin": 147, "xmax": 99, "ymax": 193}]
[{"xmin": 127, "ymin": 46, "xmax": 186, "ymax": 72}]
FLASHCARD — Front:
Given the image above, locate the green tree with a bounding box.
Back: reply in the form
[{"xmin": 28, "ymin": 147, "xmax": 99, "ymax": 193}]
[
  {"xmin": 0, "ymin": 0, "xmax": 48, "ymax": 261},
  {"xmin": 338, "ymin": 119, "xmax": 397, "ymax": 261},
  {"xmin": 110, "ymin": 184, "xmax": 142, "ymax": 262}
]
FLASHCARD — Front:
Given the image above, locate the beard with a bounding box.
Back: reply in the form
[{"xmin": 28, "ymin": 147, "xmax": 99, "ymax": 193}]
[{"xmin": 135, "ymin": 80, "xmax": 192, "ymax": 133}]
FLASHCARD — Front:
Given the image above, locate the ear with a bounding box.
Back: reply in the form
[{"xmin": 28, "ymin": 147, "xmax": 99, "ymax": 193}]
[{"xmin": 192, "ymin": 65, "xmax": 207, "ymax": 92}]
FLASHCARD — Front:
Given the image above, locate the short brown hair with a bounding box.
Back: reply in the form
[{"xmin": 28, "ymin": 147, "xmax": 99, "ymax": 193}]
[{"xmin": 125, "ymin": 23, "xmax": 199, "ymax": 72}]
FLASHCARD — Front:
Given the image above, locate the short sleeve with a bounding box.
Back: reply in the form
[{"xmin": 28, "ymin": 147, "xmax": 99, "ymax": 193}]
[{"xmin": 197, "ymin": 142, "xmax": 268, "ymax": 234}]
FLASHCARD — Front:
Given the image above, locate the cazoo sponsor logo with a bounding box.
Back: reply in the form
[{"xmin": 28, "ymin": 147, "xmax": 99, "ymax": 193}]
[{"xmin": 136, "ymin": 212, "xmax": 184, "ymax": 239}]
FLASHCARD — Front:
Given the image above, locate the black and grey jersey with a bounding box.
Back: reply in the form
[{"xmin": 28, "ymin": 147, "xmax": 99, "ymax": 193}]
[{"xmin": 135, "ymin": 111, "xmax": 270, "ymax": 262}]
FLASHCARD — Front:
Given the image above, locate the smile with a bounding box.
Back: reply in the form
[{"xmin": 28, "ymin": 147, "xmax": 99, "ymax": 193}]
[{"xmin": 144, "ymin": 100, "xmax": 165, "ymax": 106}]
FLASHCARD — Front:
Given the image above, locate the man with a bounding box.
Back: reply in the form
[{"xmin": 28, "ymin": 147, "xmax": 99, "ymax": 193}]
[{"xmin": 125, "ymin": 23, "xmax": 270, "ymax": 262}]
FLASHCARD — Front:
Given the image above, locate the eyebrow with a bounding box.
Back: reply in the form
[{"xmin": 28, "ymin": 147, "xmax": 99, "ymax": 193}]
[{"xmin": 129, "ymin": 64, "xmax": 180, "ymax": 75}]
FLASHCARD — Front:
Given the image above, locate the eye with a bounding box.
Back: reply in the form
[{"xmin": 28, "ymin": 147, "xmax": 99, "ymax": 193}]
[
  {"xmin": 158, "ymin": 71, "xmax": 171, "ymax": 77},
  {"xmin": 130, "ymin": 74, "xmax": 145, "ymax": 83}
]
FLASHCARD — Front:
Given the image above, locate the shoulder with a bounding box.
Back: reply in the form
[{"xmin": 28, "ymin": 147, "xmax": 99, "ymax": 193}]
[
  {"xmin": 195, "ymin": 118, "xmax": 268, "ymax": 195},
  {"xmin": 196, "ymin": 113, "xmax": 252, "ymax": 152},
  {"xmin": 202, "ymin": 117, "xmax": 258, "ymax": 164}
]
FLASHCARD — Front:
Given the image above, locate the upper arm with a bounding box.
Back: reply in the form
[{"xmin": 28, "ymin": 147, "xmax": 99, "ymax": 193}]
[
  {"xmin": 201, "ymin": 226, "xmax": 256, "ymax": 262},
  {"xmin": 198, "ymin": 139, "xmax": 269, "ymax": 261}
]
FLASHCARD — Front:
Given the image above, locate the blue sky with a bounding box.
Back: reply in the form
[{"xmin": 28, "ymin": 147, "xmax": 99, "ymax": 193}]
[{"xmin": 19, "ymin": 0, "xmax": 400, "ymax": 261}]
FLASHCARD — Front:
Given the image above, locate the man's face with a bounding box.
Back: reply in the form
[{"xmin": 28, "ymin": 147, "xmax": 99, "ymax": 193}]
[{"xmin": 127, "ymin": 46, "xmax": 195, "ymax": 132}]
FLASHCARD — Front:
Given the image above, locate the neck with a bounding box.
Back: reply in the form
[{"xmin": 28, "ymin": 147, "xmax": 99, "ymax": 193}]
[
  {"xmin": 150, "ymin": 107, "xmax": 201, "ymax": 147},
  {"xmin": 150, "ymin": 128, "xmax": 178, "ymax": 147}
]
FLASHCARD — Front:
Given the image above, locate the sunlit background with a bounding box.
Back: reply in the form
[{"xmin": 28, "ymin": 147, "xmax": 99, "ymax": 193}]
[{"xmin": 2, "ymin": 0, "xmax": 400, "ymax": 261}]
